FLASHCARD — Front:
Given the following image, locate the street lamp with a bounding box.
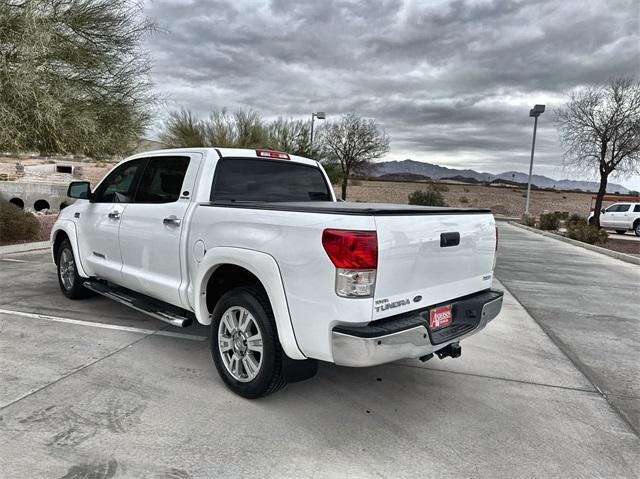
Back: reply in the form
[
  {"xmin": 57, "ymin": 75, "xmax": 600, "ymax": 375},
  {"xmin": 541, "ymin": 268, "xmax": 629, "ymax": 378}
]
[
  {"xmin": 524, "ymin": 104, "xmax": 545, "ymax": 219},
  {"xmin": 310, "ymin": 111, "xmax": 326, "ymax": 150}
]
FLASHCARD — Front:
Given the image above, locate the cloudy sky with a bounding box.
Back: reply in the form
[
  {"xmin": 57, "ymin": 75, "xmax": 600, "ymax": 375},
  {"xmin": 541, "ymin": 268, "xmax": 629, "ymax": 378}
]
[{"xmin": 143, "ymin": 0, "xmax": 640, "ymax": 188}]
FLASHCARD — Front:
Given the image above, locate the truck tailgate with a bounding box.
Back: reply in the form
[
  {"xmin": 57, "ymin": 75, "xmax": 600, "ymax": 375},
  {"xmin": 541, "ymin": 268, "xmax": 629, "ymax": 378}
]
[{"xmin": 373, "ymin": 212, "xmax": 496, "ymax": 320}]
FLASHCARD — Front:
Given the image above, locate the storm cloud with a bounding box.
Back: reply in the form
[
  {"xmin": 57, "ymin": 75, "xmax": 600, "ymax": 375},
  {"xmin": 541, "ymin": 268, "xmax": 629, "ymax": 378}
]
[{"xmin": 143, "ymin": 0, "xmax": 639, "ymax": 184}]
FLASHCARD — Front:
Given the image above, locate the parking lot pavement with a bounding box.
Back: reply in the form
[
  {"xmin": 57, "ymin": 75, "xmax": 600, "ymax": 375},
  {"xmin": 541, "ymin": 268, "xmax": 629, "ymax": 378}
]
[
  {"xmin": 1, "ymin": 250, "xmax": 639, "ymax": 478},
  {"xmin": 605, "ymin": 231, "xmax": 640, "ymax": 242},
  {"xmin": 495, "ymin": 223, "xmax": 640, "ymax": 434}
]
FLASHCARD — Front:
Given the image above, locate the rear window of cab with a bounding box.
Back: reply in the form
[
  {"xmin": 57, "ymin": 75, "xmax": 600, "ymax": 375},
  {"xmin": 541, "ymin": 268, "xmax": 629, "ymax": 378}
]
[{"xmin": 211, "ymin": 158, "xmax": 332, "ymax": 202}]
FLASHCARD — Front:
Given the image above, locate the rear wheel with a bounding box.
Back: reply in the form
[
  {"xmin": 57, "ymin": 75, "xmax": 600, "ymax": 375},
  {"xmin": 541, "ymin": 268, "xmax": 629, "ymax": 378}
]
[
  {"xmin": 634, "ymin": 221, "xmax": 640, "ymax": 237},
  {"xmin": 615, "ymin": 230, "xmax": 627, "ymax": 235},
  {"xmin": 210, "ymin": 287, "xmax": 286, "ymax": 398},
  {"xmin": 56, "ymin": 239, "xmax": 90, "ymax": 299}
]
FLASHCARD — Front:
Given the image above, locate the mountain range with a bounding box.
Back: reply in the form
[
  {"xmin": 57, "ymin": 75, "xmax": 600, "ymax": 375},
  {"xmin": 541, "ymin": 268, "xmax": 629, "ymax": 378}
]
[{"xmin": 371, "ymin": 160, "xmax": 629, "ymax": 193}]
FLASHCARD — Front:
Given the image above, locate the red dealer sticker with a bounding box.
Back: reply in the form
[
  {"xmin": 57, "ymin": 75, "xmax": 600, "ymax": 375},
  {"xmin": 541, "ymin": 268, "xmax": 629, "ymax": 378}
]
[{"xmin": 429, "ymin": 305, "xmax": 453, "ymax": 329}]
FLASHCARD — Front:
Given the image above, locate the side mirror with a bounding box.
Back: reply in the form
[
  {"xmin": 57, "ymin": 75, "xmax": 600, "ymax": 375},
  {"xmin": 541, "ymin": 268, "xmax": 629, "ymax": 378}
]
[
  {"xmin": 601, "ymin": 209, "xmax": 605, "ymax": 214},
  {"xmin": 67, "ymin": 181, "xmax": 92, "ymax": 200}
]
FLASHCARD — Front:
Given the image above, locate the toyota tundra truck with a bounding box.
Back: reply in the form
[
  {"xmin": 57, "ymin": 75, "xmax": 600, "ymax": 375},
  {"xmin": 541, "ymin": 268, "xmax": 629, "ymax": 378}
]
[{"xmin": 51, "ymin": 148, "xmax": 503, "ymax": 398}]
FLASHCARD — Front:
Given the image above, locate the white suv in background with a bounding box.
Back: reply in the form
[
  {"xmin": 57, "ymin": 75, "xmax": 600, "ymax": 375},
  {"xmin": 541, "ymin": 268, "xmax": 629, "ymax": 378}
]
[{"xmin": 588, "ymin": 202, "xmax": 640, "ymax": 236}]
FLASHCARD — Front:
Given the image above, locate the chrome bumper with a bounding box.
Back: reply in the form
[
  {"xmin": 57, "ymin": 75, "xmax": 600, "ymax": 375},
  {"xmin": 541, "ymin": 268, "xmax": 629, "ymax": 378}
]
[{"xmin": 332, "ymin": 290, "xmax": 503, "ymax": 367}]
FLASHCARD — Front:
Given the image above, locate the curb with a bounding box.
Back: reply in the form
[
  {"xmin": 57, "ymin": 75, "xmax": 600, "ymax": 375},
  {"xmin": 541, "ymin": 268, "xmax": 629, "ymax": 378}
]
[
  {"xmin": 508, "ymin": 222, "xmax": 640, "ymax": 266},
  {"xmin": 0, "ymin": 241, "xmax": 50, "ymax": 255}
]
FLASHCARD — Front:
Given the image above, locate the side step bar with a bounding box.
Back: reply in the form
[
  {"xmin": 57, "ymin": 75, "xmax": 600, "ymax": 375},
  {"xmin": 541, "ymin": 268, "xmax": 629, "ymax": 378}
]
[{"xmin": 83, "ymin": 281, "xmax": 194, "ymax": 328}]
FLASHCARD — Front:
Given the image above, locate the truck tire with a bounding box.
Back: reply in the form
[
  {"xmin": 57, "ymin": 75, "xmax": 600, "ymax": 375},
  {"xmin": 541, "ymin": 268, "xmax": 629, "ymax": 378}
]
[
  {"xmin": 210, "ymin": 286, "xmax": 287, "ymax": 398},
  {"xmin": 56, "ymin": 239, "xmax": 91, "ymax": 299},
  {"xmin": 634, "ymin": 221, "xmax": 640, "ymax": 237}
]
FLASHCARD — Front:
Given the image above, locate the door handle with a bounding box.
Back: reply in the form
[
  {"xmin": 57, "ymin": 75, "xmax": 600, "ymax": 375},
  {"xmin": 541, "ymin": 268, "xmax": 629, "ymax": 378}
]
[
  {"xmin": 163, "ymin": 215, "xmax": 181, "ymax": 227},
  {"xmin": 107, "ymin": 211, "xmax": 120, "ymax": 220}
]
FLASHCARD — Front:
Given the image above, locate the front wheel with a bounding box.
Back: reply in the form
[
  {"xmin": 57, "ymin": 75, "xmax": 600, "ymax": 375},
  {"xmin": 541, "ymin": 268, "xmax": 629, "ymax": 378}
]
[
  {"xmin": 56, "ymin": 239, "xmax": 91, "ymax": 299},
  {"xmin": 210, "ymin": 287, "xmax": 287, "ymax": 398},
  {"xmin": 634, "ymin": 222, "xmax": 640, "ymax": 237}
]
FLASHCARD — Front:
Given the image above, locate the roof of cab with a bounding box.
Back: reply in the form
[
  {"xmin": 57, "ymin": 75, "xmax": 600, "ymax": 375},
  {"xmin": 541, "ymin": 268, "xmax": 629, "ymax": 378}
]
[{"xmin": 130, "ymin": 147, "xmax": 318, "ymax": 167}]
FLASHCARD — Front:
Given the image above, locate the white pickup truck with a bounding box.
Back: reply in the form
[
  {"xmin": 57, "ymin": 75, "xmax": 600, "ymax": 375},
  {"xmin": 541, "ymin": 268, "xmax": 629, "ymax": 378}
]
[
  {"xmin": 588, "ymin": 202, "xmax": 640, "ymax": 236},
  {"xmin": 51, "ymin": 148, "xmax": 503, "ymax": 398}
]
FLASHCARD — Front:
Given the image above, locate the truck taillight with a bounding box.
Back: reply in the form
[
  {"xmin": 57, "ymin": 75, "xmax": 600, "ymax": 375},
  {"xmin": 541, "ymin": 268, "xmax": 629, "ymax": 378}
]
[{"xmin": 322, "ymin": 229, "xmax": 377, "ymax": 298}]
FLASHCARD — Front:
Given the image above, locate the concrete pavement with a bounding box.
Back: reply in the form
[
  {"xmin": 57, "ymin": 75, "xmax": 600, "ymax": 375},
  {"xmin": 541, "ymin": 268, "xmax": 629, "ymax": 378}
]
[
  {"xmin": 0, "ymin": 248, "xmax": 638, "ymax": 478},
  {"xmin": 495, "ymin": 223, "xmax": 640, "ymax": 435}
]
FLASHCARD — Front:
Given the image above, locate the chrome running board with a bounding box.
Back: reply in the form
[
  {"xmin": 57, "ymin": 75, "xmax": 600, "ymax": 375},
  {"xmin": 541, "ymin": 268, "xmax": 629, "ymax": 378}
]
[{"xmin": 83, "ymin": 281, "xmax": 194, "ymax": 328}]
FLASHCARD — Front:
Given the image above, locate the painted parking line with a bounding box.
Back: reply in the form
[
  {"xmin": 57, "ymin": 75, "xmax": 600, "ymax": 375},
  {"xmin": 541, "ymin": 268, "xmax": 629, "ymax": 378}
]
[
  {"xmin": 0, "ymin": 308, "xmax": 207, "ymax": 341},
  {"xmin": 0, "ymin": 258, "xmax": 42, "ymax": 263}
]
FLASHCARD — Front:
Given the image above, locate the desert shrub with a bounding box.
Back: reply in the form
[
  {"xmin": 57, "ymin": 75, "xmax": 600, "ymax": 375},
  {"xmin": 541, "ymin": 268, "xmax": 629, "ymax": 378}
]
[
  {"xmin": 524, "ymin": 215, "xmax": 537, "ymax": 227},
  {"xmin": 459, "ymin": 195, "xmax": 470, "ymax": 203},
  {"xmin": 36, "ymin": 214, "xmax": 59, "ymax": 241},
  {"xmin": 539, "ymin": 212, "xmax": 559, "ymax": 230},
  {"xmin": 408, "ymin": 187, "xmax": 447, "ymax": 207},
  {"xmin": 490, "ymin": 204, "xmax": 509, "ymax": 216},
  {"xmin": 463, "ymin": 187, "xmax": 470, "ymax": 193},
  {"xmin": 430, "ymin": 183, "xmax": 449, "ymax": 192},
  {"xmin": 566, "ymin": 217, "xmax": 607, "ymax": 245},
  {"xmin": 554, "ymin": 211, "xmax": 569, "ymax": 220},
  {"xmin": 566, "ymin": 213, "xmax": 584, "ymax": 229},
  {"xmin": 0, "ymin": 201, "xmax": 41, "ymax": 245}
]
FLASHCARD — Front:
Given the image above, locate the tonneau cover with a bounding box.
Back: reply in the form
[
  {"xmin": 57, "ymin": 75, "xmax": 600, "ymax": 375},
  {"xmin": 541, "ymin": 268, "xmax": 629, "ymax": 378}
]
[{"xmin": 203, "ymin": 201, "xmax": 491, "ymax": 216}]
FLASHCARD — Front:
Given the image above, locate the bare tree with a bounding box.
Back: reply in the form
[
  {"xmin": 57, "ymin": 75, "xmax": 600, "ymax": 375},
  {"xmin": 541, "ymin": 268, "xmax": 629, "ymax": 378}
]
[
  {"xmin": 555, "ymin": 78, "xmax": 640, "ymax": 227},
  {"xmin": 318, "ymin": 113, "xmax": 389, "ymax": 200},
  {"xmin": 0, "ymin": 0, "xmax": 157, "ymax": 157}
]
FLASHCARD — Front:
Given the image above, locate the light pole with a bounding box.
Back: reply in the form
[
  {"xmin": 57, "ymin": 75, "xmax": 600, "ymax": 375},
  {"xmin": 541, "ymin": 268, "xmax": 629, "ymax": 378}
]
[
  {"xmin": 310, "ymin": 111, "xmax": 326, "ymax": 150},
  {"xmin": 524, "ymin": 104, "xmax": 545, "ymax": 220}
]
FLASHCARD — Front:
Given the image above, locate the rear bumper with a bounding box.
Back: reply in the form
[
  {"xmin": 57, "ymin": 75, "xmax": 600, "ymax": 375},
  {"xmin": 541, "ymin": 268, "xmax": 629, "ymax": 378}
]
[{"xmin": 331, "ymin": 289, "xmax": 503, "ymax": 367}]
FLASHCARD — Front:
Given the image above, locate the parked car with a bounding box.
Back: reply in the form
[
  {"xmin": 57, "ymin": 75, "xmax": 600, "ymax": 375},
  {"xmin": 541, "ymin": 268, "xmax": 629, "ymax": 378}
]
[
  {"xmin": 51, "ymin": 148, "xmax": 503, "ymax": 398},
  {"xmin": 588, "ymin": 202, "xmax": 640, "ymax": 236}
]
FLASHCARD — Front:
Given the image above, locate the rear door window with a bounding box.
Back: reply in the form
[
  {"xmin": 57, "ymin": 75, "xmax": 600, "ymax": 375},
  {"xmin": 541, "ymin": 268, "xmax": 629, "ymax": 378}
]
[
  {"xmin": 211, "ymin": 158, "xmax": 331, "ymax": 202},
  {"xmin": 634, "ymin": 205, "xmax": 640, "ymax": 212}
]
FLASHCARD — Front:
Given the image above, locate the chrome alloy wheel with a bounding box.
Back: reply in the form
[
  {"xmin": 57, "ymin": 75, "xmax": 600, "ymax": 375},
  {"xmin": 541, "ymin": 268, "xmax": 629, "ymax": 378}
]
[
  {"xmin": 59, "ymin": 248, "xmax": 76, "ymax": 291},
  {"xmin": 218, "ymin": 306, "xmax": 263, "ymax": 382}
]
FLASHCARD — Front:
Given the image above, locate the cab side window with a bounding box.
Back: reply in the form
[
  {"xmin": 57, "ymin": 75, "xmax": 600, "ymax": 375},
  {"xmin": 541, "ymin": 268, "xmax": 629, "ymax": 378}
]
[
  {"xmin": 634, "ymin": 205, "xmax": 640, "ymax": 213},
  {"xmin": 93, "ymin": 159, "xmax": 144, "ymax": 203},
  {"xmin": 605, "ymin": 204, "xmax": 626, "ymax": 213},
  {"xmin": 135, "ymin": 157, "xmax": 190, "ymax": 204}
]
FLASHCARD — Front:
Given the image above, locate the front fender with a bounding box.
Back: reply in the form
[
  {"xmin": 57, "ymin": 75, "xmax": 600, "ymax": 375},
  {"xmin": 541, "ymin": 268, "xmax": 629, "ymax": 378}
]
[
  {"xmin": 51, "ymin": 219, "xmax": 89, "ymax": 278},
  {"xmin": 193, "ymin": 247, "xmax": 306, "ymax": 360}
]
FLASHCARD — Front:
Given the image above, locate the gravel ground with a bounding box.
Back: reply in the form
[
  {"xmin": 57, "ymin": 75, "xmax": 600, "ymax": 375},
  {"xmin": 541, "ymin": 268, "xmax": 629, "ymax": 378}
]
[{"xmin": 605, "ymin": 238, "xmax": 640, "ymax": 256}]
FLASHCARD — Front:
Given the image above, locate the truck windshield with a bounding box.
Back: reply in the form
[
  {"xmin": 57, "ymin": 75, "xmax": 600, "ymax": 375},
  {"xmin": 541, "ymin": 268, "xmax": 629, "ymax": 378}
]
[{"xmin": 211, "ymin": 158, "xmax": 332, "ymax": 202}]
